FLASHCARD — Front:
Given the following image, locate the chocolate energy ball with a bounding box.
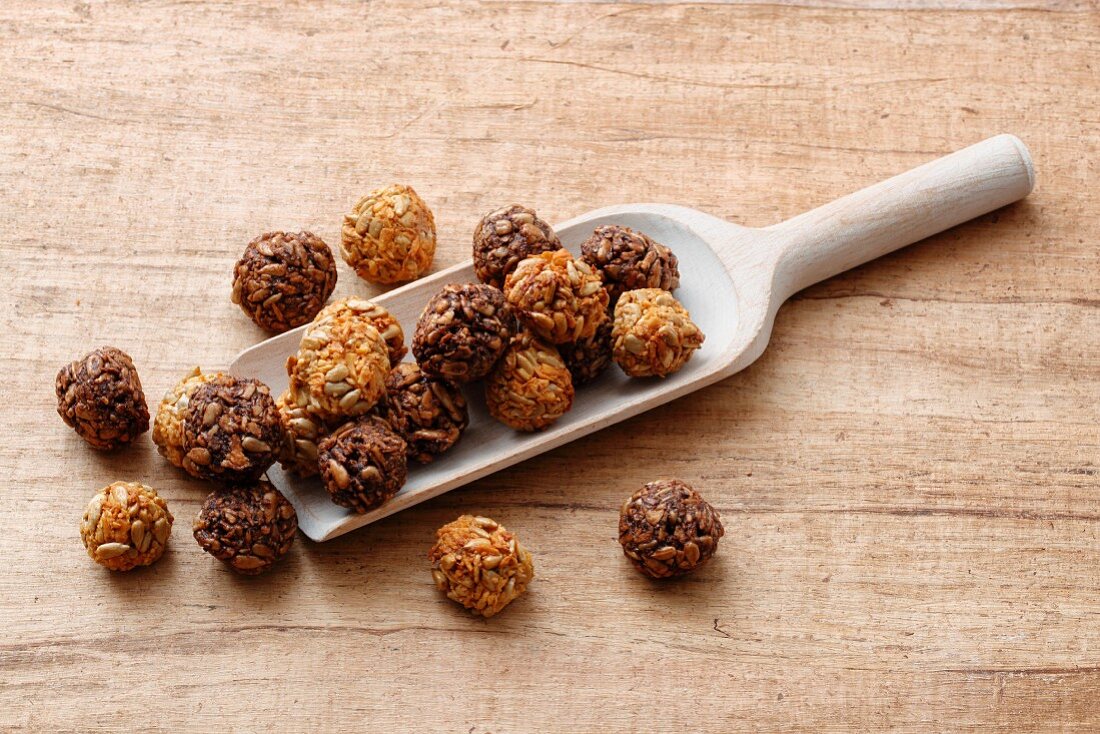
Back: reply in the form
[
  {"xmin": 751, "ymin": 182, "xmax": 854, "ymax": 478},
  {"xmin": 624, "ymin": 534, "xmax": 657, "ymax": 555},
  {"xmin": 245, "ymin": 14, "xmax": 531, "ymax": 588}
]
[
  {"xmin": 580, "ymin": 224, "xmax": 680, "ymax": 302},
  {"xmin": 180, "ymin": 375, "xmax": 283, "ymax": 483},
  {"xmin": 152, "ymin": 366, "xmax": 221, "ymax": 469},
  {"xmin": 503, "ymin": 250, "xmax": 609, "ymax": 344},
  {"xmin": 619, "ymin": 479, "xmax": 724, "ymax": 578},
  {"xmin": 429, "ymin": 515, "xmax": 534, "ymax": 618},
  {"xmin": 341, "ymin": 184, "xmax": 436, "ymax": 284},
  {"xmin": 382, "ymin": 362, "xmax": 469, "ymax": 464},
  {"xmin": 612, "ymin": 288, "xmax": 705, "ymax": 378},
  {"xmin": 231, "ymin": 231, "xmax": 338, "ymax": 333},
  {"xmin": 286, "ymin": 300, "xmax": 392, "ymax": 420},
  {"xmin": 472, "ymin": 204, "xmax": 562, "ymax": 289},
  {"xmin": 193, "ymin": 481, "xmax": 298, "ymax": 575},
  {"xmin": 485, "ymin": 332, "xmax": 574, "ymax": 432},
  {"xmin": 412, "ymin": 283, "xmax": 514, "ymax": 383},
  {"xmin": 558, "ymin": 317, "xmax": 613, "ymax": 386},
  {"xmin": 274, "ymin": 389, "xmax": 331, "ymax": 478},
  {"xmin": 80, "ymin": 481, "xmax": 173, "ymax": 572},
  {"xmin": 56, "ymin": 346, "xmax": 149, "ymax": 450},
  {"xmin": 317, "ymin": 416, "xmax": 408, "ymax": 513}
]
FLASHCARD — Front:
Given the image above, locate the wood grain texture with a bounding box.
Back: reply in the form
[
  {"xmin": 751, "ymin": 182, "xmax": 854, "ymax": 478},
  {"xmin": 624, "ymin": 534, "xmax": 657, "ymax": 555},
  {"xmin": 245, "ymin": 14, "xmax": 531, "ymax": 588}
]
[{"xmin": 1, "ymin": 1, "xmax": 1098, "ymax": 731}]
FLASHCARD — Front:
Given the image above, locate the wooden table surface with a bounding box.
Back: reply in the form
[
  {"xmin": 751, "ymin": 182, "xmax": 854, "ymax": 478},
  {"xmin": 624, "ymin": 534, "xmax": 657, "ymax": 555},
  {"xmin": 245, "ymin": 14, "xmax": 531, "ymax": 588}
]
[{"xmin": 2, "ymin": 1, "xmax": 1098, "ymax": 731}]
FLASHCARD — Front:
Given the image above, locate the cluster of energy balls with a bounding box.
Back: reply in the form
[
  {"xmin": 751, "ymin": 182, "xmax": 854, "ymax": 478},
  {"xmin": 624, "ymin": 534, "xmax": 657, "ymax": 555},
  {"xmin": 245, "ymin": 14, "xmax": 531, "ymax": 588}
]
[{"xmin": 56, "ymin": 185, "xmax": 719, "ymax": 618}]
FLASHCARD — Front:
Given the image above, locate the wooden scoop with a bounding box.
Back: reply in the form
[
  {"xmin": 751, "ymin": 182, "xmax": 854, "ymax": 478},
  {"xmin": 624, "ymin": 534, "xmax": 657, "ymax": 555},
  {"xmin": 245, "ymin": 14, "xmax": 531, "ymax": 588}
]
[{"xmin": 232, "ymin": 134, "xmax": 1035, "ymax": 541}]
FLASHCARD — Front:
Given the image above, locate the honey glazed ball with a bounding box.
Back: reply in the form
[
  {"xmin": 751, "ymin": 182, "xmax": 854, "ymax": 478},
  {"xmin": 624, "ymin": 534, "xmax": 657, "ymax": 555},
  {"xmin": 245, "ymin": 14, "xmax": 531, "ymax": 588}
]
[
  {"xmin": 317, "ymin": 416, "xmax": 408, "ymax": 514},
  {"xmin": 340, "ymin": 184, "xmax": 436, "ymax": 284},
  {"xmin": 472, "ymin": 204, "xmax": 563, "ymax": 289},
  {"xmin": 618, "ymin": 479, "xmax": 724, "ymax": 579},
  {"xmin": 485, "ymin": 331, "xmax": 574, "ymax": 432},
  {"xmin": 429, "ymin": 515, "xmax": 534, "ymax": 618},
  {"xmin": 152, "ymin": 366, "xmax": 221, "ymax": 469},
  {"xmin": 286, "ymin": 300, "xmax": 392, "ymax": 420},
  {"xmin": 193, "ymin": 481, "xmax": 298, "ymax": 575},
  {"xmin": 412, "ymin": 283, "xmax": 514, "ymax": 383},
  {"xmin": 56, "ymin": 346, "xmax": 149, "ymax": 450},
  {"xmin": 612, "ymin": 288, "xmax": 704, "ymax": 378},
  {"xmin": 80, "ymin": 482, "xmax": 173, "ymax": 572},
  {"xmin": 579, "ymin": 224, "xmax": 680, "ymax": 302},
  {"xmin": 180, "ymin": 375, "xmax": 283, "ymax": 483},
  {"xmin": 558, "ymin": 317, "xmax": 613, "ymax": 387},
  {"xmin": 382, "ymin": 362, "xmax": 469, "ymax": 464},
  {"xmin": 231, "ymin": 231, "xmax": 338, "ymax": 333},
  {"xmin": 503, "ymin": 250, "xmax": 609, "ymax": 345}
]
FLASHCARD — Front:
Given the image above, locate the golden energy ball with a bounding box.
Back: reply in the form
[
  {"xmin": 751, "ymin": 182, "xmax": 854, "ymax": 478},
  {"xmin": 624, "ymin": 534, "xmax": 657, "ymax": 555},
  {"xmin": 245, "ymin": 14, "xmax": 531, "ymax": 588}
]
[
  {"xmin": 429, "ymin": 515, "xmax": 534, "ymax": 618},
  {"xmin": 485, "ymin": 332, "xmax": 574, "ymax": 432},
  {"xmin": 612, "ymin": 289, "xmax": 704, "ymax": 378},
  {"xmin": 80, "ymin": 482, "xmax": 173, "ymax": 572},
  {"xmin": 340, "ymin": 184, "xmax": 436, "ymax": 284},
  {"xmin": 286, "ymin": 299, "xmax": 391, "ymax": 420},
  {"xmin": 503, "ymin": 250, "xmax": 609, "ymax": 344}
]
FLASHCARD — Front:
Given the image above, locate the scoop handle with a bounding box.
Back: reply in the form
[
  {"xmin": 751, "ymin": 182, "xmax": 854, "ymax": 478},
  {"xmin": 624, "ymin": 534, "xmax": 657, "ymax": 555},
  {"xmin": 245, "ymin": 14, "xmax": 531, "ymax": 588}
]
[{"xmin": 767, "ymin": 134, "xmax": 1034, "ymax": 300}]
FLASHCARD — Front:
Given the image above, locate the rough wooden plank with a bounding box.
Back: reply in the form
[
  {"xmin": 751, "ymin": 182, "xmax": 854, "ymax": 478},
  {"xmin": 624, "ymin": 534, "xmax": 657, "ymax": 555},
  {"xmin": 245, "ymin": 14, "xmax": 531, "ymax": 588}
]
[{"xmin": 1, "ymin": 0, "xmax": 1098, "ymax": 731}]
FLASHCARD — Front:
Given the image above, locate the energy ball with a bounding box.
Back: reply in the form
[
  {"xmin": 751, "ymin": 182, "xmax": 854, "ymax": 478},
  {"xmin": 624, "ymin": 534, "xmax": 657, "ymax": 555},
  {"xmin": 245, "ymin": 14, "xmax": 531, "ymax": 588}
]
[
  {"xmin": 429, "ymin": 515, "xmax": 534, "ymax": 618},
  {"xmin": 317, "ymin": 297, "xmax": 407, "ymax": 366},
  {"xmin": 580, "ymin": 224, "xmax": 680, "ymax": 302},
  {"xmin": 274, "ymin": 389, "xmax": 332, "ymax": 478},
  {"xmin": 472, "ymin": 204, "xmax": 562, "ymax": 289},
  {"xmin": 286, "ymin": 300, "xmax": 391, "ymax": 420},
  {"xmin": 485, "ymin": 332, "xmax": 574, "ymax": 432},
  {"xmin": 152, "ymin": 366, "xmax": 221, "ymax": 469},
  {"xmin": 612, "ymin": 288, "xmax": 704, "ymax": 378},
  {"xmin": 193, "ymin": 481, "xmax": 298, "ymax": 575},
  {"xmin": 382, "ymin": 362, "xmax": 469, "ymax": 464},
  {"xmin": 181, "ymin": 375, "xmax": 283, "ymax": 483},
  {"xmin": 503, "ymin": 250, "xmax": 609, "ymax": 344},
  {"xmin": 558, "ymin": 318, "xmax": 613, "ymax": 386},
  {"xmin": 412, "ymin": 283, "xmax": 514, "ymax": 383},
  {"xmin": 56, "ymin": 346, "xmax": 149, "ymax": 450},
  {"xmin": 317, "ymin": 416, "xmax": 408, "ymax": 513},
  {"xmin": 231, "ymin": 231, "xmax": 338, "ymax": 333},
  {"xmin": 619, "ymin": 479, "xmax": 724, "ymax": 578},
  {"xmin": 340, "ymin": 184, "xmax": 436, "ymax": 284},
  {"xmin": 80, "ymin": 481, "xmax": 173, "ymax": 572}
]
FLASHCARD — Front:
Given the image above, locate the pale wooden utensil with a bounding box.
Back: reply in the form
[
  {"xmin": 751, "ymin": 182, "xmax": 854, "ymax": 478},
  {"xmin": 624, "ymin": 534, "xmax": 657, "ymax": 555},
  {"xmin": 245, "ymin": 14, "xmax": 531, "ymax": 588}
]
[{"xmin": 232, "ymin": 134, "xmax": 1034, "ymax": 541}]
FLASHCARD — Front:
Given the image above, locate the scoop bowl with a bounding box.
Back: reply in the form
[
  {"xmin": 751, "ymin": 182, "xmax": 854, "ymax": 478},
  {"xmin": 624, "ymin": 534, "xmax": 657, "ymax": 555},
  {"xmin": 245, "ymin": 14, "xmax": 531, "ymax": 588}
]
[{"xmin": 232, "ymin": 134, "xmax": 1034, "ymax": 541}]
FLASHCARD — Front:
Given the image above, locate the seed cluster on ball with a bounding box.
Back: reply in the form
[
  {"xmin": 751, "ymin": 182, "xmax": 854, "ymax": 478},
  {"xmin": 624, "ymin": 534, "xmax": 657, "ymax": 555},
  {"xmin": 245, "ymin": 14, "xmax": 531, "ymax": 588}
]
[
  {"xmin": 412, "ymin": 283, "xmax": 514, "ymax": 383},
  {"xmin": 193, "ymin": 481, "xmax": 298, "ymax": 575},
  {"xmin": 231, "ymin": 231, "xmax": 338, "ymax": 332},
  {"xmin": 80, "ymin": 481, "xmax": 173, "ymax": 572},
  {"xmin": 340, "ymin": 184, "xmax": 436, "ymax": 284},
  {"xmin": 381, "ymin": 362, "xmax": 469, "ymax": 464},
  {"xmin": 472, "ymin": 204, "xmax": 562, "ymax": 289},
  {"xmin": 618, "ymin": 479, "xmax": 724, "ymax": 579},
  {"xmin": 56, "ymin": 346, "xmax": 149, "ymax": 450},
  {"xmin": 503, "ymin": 250, "xmax": 609, "ymax": 344},
  {"xmin": 485, "ymin": 331, "xmax": 574, "ymax": 432},
  {"xmin": 317, "ymin": 416, "xmax": 408, "ymax": 513},
  {"xmin": 429, "ymin": 515, "xmax": 534, "ymax": 618},
  {"xmin": 612, "ymin": 288, "xmax": 704, "ymax": 378},
  {"xmin": 580, "ymin": 224, "xmax": 680, "ymax": 302},
  {"xmin": 181, "ymin": 375, "xmax": 283, "ymax": 483}
]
